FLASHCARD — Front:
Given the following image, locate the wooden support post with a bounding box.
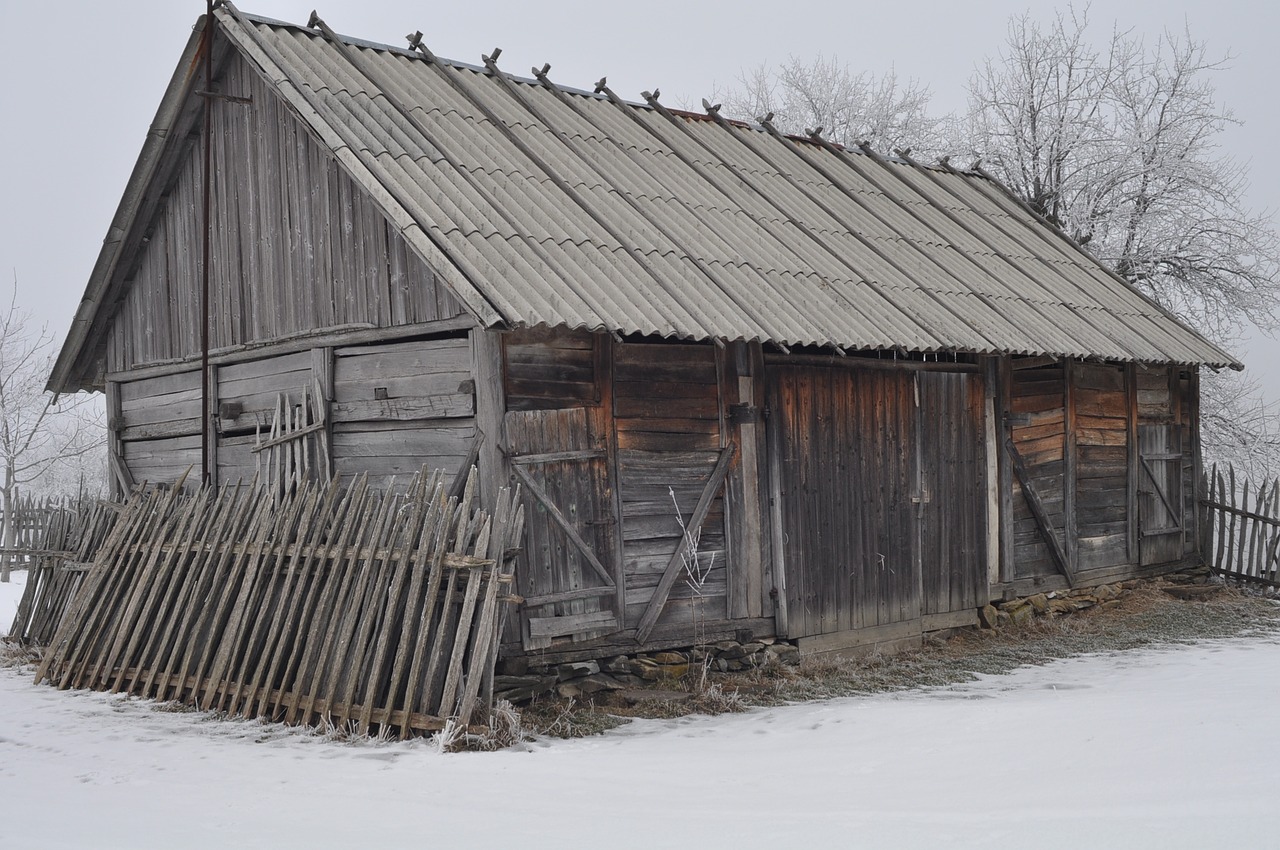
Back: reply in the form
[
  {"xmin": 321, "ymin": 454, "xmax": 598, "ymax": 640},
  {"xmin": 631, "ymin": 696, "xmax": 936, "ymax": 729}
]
[
  {"xmin": 1126, "ymin": 363, "xmax": 1140, "ymax": 562},
  {"xmin": 725, "ymin": 342, "xmax": 766, "ymax": 620},
  {"xmin": 206, "ymin": 364, "xmax": 220, "ymax": 488},
  {"xmin": 105, "ymin": 381, "xmax": 135, "ymax": 500},
  {"xmin": 1063, "ymin": 359, "xmax": 1079, "ymax": 577},
  {"xmin": 997, "ymin": 356, "xmax": 1015, "ymax": 586},
  {"xmin": 1188, "ymin": 368, "xmax": 1202, "ymax": 557},
  {"xmin": 593, "ymin": 332, "xmax": 626, "ymax": 631},
  {"xmin": 471, "ymin": 327, "xmax": 508, "ymax": 513},
  {"xmin": 765, "ymin": 368, "xmax": 790, "ymax": 636},
  {"xmin": 310, "ymin": 346, "xmax": 334, "ymax": 480},
  {"xmin": 982, "ymin": 357, "xmax": 1001, "ymax": 594}
]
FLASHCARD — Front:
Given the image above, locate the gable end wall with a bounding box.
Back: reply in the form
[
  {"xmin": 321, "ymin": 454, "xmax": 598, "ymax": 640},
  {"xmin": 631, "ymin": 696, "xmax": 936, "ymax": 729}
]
[{"xmin": 106, "ymin": 49, "xmax": 466, "ymax": 374}]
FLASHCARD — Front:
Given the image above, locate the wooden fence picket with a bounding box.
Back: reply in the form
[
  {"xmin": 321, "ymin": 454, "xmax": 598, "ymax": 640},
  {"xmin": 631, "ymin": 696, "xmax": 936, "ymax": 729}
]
[
  {"xmin": 28, "ymin": 465, "xmax": 522, "ymax": 737},
  {"xmin": 1201, "ymin": 465, "xmax": 1280, "ymax": 587}
]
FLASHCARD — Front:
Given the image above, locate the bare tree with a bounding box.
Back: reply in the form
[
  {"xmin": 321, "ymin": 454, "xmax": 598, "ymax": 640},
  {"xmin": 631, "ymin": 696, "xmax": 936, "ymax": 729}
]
[
  {"xmin": 1199, "ymin": 370, "xmax": 1280, "ymax": 481},
  {"xmin": 968, "ymin": 7, "xmax": 1279, "ymax": 344},
  {"xmin": 0, "ymin": 279, "xmax": 104, "ymax": 581},
  {"xmin": 720, "ymin": 55, "xmax": 951, "ymax": 156}
]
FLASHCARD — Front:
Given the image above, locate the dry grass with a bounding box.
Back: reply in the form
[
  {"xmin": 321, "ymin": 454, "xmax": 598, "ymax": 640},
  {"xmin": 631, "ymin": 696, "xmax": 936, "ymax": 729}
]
[
  {"xmin": 0, "ymin": 639, "xmax": 42, "ymax": 669},
  {"xmin": 750, "ymin": 581, "xmax": 1279, "ymax": 704},
  {"xmin": 523, "ymin": 579, "xmax": 1279, "ymax": 737},
  {"xmin": 521, "ymin": 697, "xmax": 631, "ymax": 738}
]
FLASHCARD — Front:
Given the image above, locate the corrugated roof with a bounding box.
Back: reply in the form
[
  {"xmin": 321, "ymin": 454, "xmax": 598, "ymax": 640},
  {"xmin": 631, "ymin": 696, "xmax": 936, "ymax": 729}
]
[{"xmin": 49, "ymin": 7, "xmax": 1239, "ymax": 392}]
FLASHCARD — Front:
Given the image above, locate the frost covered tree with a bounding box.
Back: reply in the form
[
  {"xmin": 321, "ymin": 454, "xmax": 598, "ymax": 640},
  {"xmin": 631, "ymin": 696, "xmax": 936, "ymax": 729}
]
[
  {"xmin": 967, "ymin": 6, "xmax": 1278, "ymax": 345},
  {"xmin": 0, "ymin": 281, "xmax": 104, "ymax": 581},
  {"xmin": 720, "ymin": 55, "xmax": 951, "ymax": 157}
]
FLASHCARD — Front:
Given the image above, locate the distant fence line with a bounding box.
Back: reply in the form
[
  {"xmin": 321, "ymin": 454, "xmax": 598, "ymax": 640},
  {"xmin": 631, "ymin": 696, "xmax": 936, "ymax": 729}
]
[
  {"xmin": 1200, "ymin": 465, "xmax": 1280, "ymax": 587},
  {"xmin": 4, "ymin": 497, "xmax": 121, "ymax": 642}
]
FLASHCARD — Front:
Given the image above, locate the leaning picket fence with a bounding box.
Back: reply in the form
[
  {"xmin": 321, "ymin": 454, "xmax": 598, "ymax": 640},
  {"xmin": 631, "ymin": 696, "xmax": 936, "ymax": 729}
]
[
  {"xmin": 1200, "ymin": 465, "xmax": 1280, "ymax": 587},
  {"xmin": 6, "ymin": 496, "xmax": 123, "ymax": 645},
  {"xmin": 33, "ymin": 466, "xmax": 523, "ymax": 737}
]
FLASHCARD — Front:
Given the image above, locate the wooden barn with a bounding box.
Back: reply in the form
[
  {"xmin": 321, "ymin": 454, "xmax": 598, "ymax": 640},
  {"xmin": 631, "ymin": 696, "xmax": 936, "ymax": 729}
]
[{"xmin": 49, "ymin": 6, "xmax": 1238, "ymax": 662}]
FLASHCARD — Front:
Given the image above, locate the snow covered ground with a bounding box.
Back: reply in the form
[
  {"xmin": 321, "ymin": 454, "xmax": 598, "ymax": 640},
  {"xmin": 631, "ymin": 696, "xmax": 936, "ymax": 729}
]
[{"xmin": 3, "ymin": 569, "xmax": 1278, "ymax": 849}]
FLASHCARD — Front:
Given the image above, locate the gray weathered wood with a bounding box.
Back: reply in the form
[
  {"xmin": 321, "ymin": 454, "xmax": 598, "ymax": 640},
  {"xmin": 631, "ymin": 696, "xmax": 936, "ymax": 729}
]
[
  {"xmin": 634, "ymin": 443, "xmax": 736, "ymax": 643},
  {"xmin": 1005, "ymin": 436, "xmax": 1077, "ymax": 585},
  {"xmin": 508, "ymin": 462, "xmax": 615, "ymax": 589}
]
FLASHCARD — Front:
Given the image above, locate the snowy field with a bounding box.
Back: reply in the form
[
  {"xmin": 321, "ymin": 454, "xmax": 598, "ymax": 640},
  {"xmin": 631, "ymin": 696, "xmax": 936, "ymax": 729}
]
[{"xmin": 3, "ymin": 568, "xmax": 1278, "ymax": 849}]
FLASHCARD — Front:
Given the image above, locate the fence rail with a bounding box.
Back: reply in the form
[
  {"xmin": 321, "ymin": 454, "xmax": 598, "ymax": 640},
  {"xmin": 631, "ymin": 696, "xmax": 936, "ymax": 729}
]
[{"xmin": 1200, "ymin": 465, "xmax": 1280, "ymax": 586}]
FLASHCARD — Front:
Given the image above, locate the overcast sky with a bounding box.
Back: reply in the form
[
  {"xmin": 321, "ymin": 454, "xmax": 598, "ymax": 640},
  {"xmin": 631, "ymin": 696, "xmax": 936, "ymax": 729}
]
[{"xmin": 2, "ymin": 0, "xmax": 1277, "ymax": 393}]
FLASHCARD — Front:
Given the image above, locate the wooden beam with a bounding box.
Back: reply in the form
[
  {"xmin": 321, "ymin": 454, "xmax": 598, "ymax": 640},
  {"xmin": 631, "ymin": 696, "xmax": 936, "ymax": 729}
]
[
  {"xmin": 528, "ymin": 610, "xmax": 617, "ymax": 638},
  {"xmin": 997, "ymin": 357, "xmax": 1015, "ymax": 586},
  {"xmin": 634, "ymin": 443, "xmax": 736, "ymax": 644},
  {"xmin": 763, "ymin": 353, "xmax": 979, "ymax": 373},
  {"xmin": 1005, "ymin": 436, "xmax": 1077, "ymax": 585},
  {"xmin": 1063, "ymin": 359, "xmax": 1079, "ymax": 575},
  {"xmin": 982, "ymin": 357, "xmax": 1001, "ymax": 591},
  {"xmin": 1126, "ymin": 362, "xmax": 1140, "ymax": 561},
  {"xmin": 509, "ymin": 449, "xmax": 605, "ymax": 465},
  {"xmin": 105, "ymin": 316, "xmax": 478, "ymax": 384},
  {"xmin": 728, "ymin": 342, "xmax": 765, "ymax": 620},
  {"xmin": 448, "ymin": 437, "xmax": 482, "ymax": 502}
]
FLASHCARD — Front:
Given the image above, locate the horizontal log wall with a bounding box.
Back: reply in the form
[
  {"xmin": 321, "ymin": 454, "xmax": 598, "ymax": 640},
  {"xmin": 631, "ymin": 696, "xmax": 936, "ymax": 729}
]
[
  {"xmin": 110, "ymin": 334, "xmax": 476, "ymax": 491},
  {"xmin": 106, "ymin": 50, "xmax": 465, "ymax": 374},
  {"xmin": 331, "ymin": 337, "xmax": 476, "ymax": 489},
  {"xmin": 1073, "ymin": 362, "xmax": 1129, "ymax": 570},
  {"xmin": 1009, "ymin": 362, "xmax": 1066, "ymax": 578},
  {"xmin": 1001, "ymin": 359, "xmax": 1200, "ymax": 588}
]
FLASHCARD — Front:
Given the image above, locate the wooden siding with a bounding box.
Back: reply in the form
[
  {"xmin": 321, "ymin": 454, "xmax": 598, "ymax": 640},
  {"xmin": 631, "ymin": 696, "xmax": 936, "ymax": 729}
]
[
  {"xmin": 1004, "ymin": 360, "xmax": 1198, "ymax": 587},
  {"xmin": 106, "ymin": 50, "xmax": 465, "ymax": 374},
  {"xmin": 112, "ymin": 336, "xmax": 476, "ymax": 490},
  {"xmin": 767, "ymin": 365, "xmax": 987, "ymax": 641},
  {"xmin": 1009, "ymin": 362, "xmax": 1067, "ymax": 578},
  {"xmin": 502, "ymin": 328, "xmax": 618, "ymax": 646},
  {"xmin": 769, "ymin": 366, "xmax": 916, "ymax": 638},
  {"xmin": 501, "ymin": 332, "xmax": 731, "ymax": 643},
  {"xmin": 116, "ymin": 370, "xmax": 202, "ymax": 485},
  {"xmin": 506, "ymin": 407, "xmax": 617, "ymax": 646},
  {"xmin": 614, "ymin": 342, "xmax": 728, "ymax": 632},
  {"xmin": 331, "ymin": 337, "xmax": 476, "ymax": 488},
  {"xmin": 1073, "ymin": 362, "xmax": 1130, "ymax": 570},
  {"xmin": 1134, "ymin": 364, "xmax": 1197, "ymax": 565},
  {"xmin": 504, "ymin": 328, "xmax": 599, "ymax": 412}
]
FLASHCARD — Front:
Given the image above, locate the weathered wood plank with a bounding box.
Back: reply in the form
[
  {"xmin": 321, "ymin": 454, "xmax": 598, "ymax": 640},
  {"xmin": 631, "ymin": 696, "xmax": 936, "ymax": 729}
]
[{"xmin": 634, "ymin": 444, "xmax": 736, "ymax": 643}]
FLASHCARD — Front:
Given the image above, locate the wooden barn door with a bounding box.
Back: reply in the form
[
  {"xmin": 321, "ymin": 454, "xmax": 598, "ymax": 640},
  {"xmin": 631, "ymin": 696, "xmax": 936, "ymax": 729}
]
[
  {"xmin": 503, "ymin": 330, "xmax": 620, "ymax": 649},
  {"xmin": 767, "ymin": 365, "xmax": 986, "ymax": 642},
  {"xmin": 917, "ymin": 372, "xmax": 988, "ymax": 620},
  {"xmin": 506, "ymin": 409, "xmax": 619, "ymax": 648},
  {"xmin": 1138, "ymin": 424, "xmax": 1185, "ymax": 566},
  {"xmin": 767, "ymin": 365, "xmax": 920, "ymax": 640}
]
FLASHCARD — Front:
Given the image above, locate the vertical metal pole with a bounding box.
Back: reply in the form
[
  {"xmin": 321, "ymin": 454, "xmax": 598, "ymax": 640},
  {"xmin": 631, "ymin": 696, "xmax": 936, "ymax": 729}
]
[{"xmin": 200, "ymin": 0, "xmax": 214, "ymax": 486}]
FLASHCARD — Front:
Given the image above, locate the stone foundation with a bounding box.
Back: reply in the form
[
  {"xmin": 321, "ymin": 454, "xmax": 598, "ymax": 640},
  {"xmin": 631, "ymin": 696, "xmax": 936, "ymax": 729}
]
[{"xmin": 494, "ymin": 639, "xmax": 801, "ymax": 705}]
